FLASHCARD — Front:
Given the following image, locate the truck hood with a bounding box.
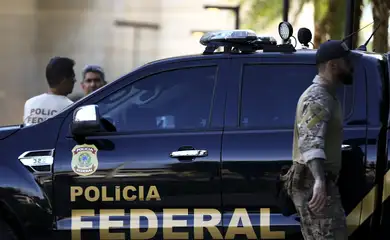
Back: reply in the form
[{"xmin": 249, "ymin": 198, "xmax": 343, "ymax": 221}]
[{"xmin": 0, "ymin": 125, "xmax": 22, "ymax": 140}]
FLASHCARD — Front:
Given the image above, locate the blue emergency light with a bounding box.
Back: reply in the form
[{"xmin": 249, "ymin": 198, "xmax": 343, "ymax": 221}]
[
  {"xmin": 200, "ymin": 30, "xmax": 258, "ymax": 45},
  {"xmin": 199, "ymin": 22, "xmax": 303, "ymax": 54},
  {"xmin": 200, "ymin": 30, "xmax": 278, "ymax": 54}
]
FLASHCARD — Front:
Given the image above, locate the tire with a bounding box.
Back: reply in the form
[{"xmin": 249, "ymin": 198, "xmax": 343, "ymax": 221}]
[{"xmin": 0, "ymin": 218, "xmax": 17, "ymax": 240}]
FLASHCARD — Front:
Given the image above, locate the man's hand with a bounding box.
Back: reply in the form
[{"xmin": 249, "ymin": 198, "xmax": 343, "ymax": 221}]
[
  {"xmin": 306, "ymin": 158, "xmax": 327, "ymax": 213},
  {"xmin": 308, "ymin": 179, "xmax": 327, "ymax": 213}
]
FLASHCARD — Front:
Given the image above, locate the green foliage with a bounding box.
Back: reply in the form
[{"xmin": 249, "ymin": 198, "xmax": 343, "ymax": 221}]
[
  {"xmin": 313, "ymin": 0, "xmax": 328, "ymax": 22},
  {"xmin": 240, "ymin": 0, "xmax": 372, "ymax": 47},
  {"xmin": 241, "ymin": 0, "xmax": 364, "ymax": 40},
  {"xmin": 290, "ymin": 0, "xmax": 311, "ymax": 25},
  {"xmin": 327, "ymin": 1, "xmax": 347, "ymax": 39},
  {"xmin": 239, "ymin": 0, "xmax": 283, "ymax": 30},
  {"xmin": 240, "ymin": 0, "xmax": 324, "ymax": 30}
]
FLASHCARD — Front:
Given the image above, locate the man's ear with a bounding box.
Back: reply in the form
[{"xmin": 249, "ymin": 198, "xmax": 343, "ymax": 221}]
[{"xmin": 327, "ymin": 60, "xmax": 337, "ymax": 70}]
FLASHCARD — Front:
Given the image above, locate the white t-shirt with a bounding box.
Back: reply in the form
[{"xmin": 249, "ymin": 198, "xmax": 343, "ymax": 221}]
[{"xmin": 23, "ymin": 93, "xmax": 74, "ymax": 126}]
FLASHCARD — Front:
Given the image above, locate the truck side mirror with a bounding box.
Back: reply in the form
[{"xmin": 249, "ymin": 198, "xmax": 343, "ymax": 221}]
[{"xmin": 70, "ymin": 105, "xmax": 101, "ymax": 136}]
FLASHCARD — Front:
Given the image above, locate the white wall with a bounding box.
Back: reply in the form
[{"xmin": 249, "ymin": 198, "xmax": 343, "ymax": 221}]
[
  {"xmin": 0, "ymin": 0, "xmax": 37, "ymax": 125},
  {"xmin": 157, "ymin": 0, "xmax": 238, "ymax": 58},
  {"xmin": 108, "ymin": 0, "xmax": 161, "ymax": 78}
]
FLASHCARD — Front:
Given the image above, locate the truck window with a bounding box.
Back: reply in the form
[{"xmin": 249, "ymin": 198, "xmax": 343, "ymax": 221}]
[
  {"xmin": 240, "ymin": 64, "xmax": 351, "ymax": 129},
  {"xmin": 97, "ymin": 66, "xmax": 217, "ymax": 132}
]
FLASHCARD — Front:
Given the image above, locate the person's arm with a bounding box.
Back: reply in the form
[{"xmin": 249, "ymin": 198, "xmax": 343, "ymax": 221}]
[
  {"xmin": 297, "ymin": 94, "xmax": 332, "ymax": 180},
  {"xmin": 307, "ymin": 158, "xmax": 325, "ymax": 181},
  {"xmin": 297, "ymin": 93, "xmax": 332, "ymax": 212}
]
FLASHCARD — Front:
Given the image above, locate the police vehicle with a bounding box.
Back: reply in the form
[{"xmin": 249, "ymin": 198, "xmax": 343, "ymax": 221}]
[{"xmin": 0, "ymin": 22, "xmax": 389, "ymax": 240}]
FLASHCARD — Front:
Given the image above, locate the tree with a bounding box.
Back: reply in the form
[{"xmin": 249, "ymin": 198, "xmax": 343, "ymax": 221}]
[
  {"xmin": 238, "ymin": 0, "xmax": 288, "ymax": 30},
  {"xmin": 240, "ymin": 0, "xmax": 347, "ymax": 47},
  {"xmin": 240, "ymin": 0, "xmax": 364, "ymax": 48},
  {"xmin": 371, "ymin": 0, "xmax": 389, "ymax": 52},
  {"xmin": 313, "ymin": 0, "xmax": 330, "ymax": 47},
  {"xmin": 352, "ymin": 0, "xmax": 364, "ymax": 49}
]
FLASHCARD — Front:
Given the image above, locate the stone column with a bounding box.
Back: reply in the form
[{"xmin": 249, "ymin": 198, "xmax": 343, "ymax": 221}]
[
  {"xmin": 0, "ymin": 0, "xmax": 37, "ymax": 126},
  {"xmin": 35, "ymin": 0, "xmax": 115, "ymax": 100},
  {"xmin": 108, "ymin": 0, "xmax": 162, "ymax": 77}
]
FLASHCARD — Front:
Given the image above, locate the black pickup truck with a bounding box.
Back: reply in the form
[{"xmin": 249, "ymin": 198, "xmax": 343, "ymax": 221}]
[{"xmin": 0, "ymin": 23, "xmax": 389, "ymax": 240}]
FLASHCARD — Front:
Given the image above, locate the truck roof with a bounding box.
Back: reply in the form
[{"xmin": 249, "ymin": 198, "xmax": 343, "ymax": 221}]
[
  {"xmin": 144, "ymin": 49, "xmax": 385, "ymax": 68},
  {"xmin": 138, "ymin": 27, "xmax": 387, "ymax": 72}
]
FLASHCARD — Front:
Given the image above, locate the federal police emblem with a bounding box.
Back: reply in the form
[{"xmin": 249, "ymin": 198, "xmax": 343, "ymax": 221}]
[{"xmin": 71, "ymin": 144, "xmax": 98, "ymax": 176}]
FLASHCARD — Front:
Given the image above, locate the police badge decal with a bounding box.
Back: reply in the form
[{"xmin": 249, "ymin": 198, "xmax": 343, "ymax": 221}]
[{"xmin": 71, "ymin": 144, "xmax": 99, "ymax": 176}]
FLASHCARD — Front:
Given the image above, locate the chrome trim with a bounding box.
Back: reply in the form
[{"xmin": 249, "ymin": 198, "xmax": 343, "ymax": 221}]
[
  {"xmin": 18, "ymin": 149, "xmax": 54, "ymax": 173},
  {"xmin": 73, "ymin": 105, "xmax": 97, "ymax": 122},
  {"xmin": 341, "ymin": 144, "xmax": 352, "ymax": 150},
  {"xmin": 170, "ymin": 150, "xmax": 208, "ymax": 158}
]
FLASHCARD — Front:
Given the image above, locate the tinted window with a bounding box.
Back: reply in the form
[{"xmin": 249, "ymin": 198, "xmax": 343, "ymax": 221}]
[
  {"xmin": 98, "ymin": 66, "xmax": 217, "ymax": 132},
  {"xmin": 240, "ymin": 64, "xmax": 348, "ymax": 129}
]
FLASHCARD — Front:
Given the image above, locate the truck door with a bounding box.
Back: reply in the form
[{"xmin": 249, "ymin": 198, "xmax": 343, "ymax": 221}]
[
  {"xmin": 345, "ymin": 55, "xmax": 389, "ymax": 239},
  {"xmin": 381, "ymin": 53, "xmax": 390, "ymax": 237},
  {"xmin": 221, "ymin": 56, "xmax": 368, "ymax": 239},
  {"xmin": 383, "ymin": 53, "xmax": 390, "ymax": 237},
  {"xmin": 52, "ymin": 59, "xmax": 228, "ymax": 239},
  {"xmin": 367, "ymin": 53, "xmax": 390, "ymax": 238}
]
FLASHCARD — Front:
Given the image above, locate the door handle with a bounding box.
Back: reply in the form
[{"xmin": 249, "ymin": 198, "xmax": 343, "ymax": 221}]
[{"xmin": 170, "ymin": 150, "xmax": 208, "ymax": 158}]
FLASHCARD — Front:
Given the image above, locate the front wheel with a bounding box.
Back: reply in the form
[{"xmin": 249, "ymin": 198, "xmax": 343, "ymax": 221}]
[{"xmin": 0, "ymin": 218, "xmax": 17, "ymax": 240}]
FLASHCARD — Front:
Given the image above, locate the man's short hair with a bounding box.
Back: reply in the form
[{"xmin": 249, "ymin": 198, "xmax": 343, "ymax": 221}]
[
  {"xmin": 46, "ymin": 57, "xmax": 75, "ymax": 88},
  {"xmin": 82, "ymin": 65, "xmax": 105, "ymax": 83}
]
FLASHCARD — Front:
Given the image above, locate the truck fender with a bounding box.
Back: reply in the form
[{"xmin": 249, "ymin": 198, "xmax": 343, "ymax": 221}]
[
  {"xmin": 0, "ymin": 164, "xmax": 53, "ymax": 239},
  {"xmin": 0, "ymin": 199, "xmax": 25, "ymax": 240}
]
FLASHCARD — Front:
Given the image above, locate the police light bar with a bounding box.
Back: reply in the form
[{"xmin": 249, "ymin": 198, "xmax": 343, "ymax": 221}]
[
  {"xmin": 257, "ymin": 36, "xmax": 278, "ymax": 45},
  {"xmin": 200, "ymin": 30, "xmax": 258, "ymax": 46},
  {"xmin": 200, "ymin": 30, "xmax": 279, "ymax": 54}
]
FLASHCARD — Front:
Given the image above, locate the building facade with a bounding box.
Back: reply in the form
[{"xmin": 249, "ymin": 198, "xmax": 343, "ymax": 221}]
[{"xmin": 0, "ymin": 0, "xmax": 313, "ymax": 125}]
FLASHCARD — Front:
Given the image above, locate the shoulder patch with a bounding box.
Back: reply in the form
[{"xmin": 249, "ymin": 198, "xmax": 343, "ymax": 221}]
[{"xmin": 300, "ymin": 103, "xmax": 328, "ymax": 129}]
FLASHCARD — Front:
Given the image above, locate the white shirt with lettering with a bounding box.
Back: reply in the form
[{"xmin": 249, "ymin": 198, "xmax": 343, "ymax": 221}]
[{"xmin": 23, "ymin": 93, "xmax": 74, "ymax": 126}]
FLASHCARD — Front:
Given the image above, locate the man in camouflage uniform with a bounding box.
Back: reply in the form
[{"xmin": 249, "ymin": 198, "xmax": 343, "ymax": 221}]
[{"xmin": 290, "ymin": 40, "xmax": 357, "ymax": 239}]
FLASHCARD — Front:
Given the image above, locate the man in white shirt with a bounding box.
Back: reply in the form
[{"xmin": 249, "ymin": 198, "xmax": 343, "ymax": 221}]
[{"xmin": 23, "ymin": 57, "xmax": 76, "ymax": 126}]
